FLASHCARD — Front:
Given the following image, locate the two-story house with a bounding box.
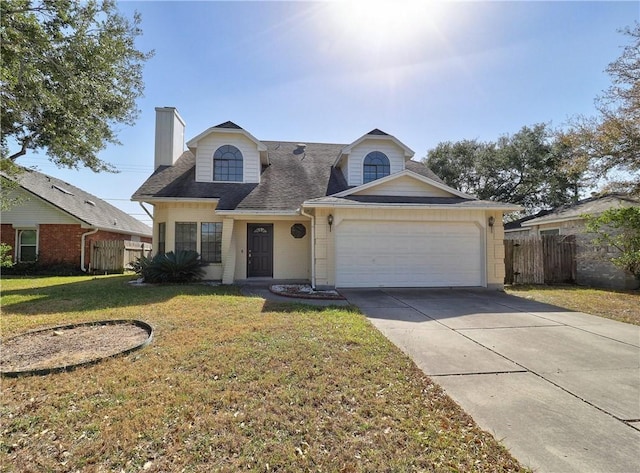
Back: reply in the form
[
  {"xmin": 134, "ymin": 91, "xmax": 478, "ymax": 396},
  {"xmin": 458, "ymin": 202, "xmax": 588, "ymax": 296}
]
[{"xmin": 132, "ymin": 107, "xmax": 518, "ymax": 289}]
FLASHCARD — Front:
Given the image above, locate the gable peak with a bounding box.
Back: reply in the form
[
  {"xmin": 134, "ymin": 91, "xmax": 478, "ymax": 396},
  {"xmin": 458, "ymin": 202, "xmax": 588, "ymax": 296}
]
[
  {"xmin": 367, "ymin": 128, "xmax": 389, "ymax": 136},
  {"xmin": 214, "ymin": 121, "xmax": 243, "ymax": 130}
]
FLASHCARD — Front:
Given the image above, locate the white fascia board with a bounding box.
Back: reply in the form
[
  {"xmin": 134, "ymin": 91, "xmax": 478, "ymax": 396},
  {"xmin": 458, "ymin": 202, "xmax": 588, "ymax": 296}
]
[
  {"xmin": 132, "ymin": 197, "xmax": 220, "ymax": 204},
  {"xmin": 521, "ymin": 215, "xmax": 583, "ymax": 227},
  {"xmin": 302, "ymin": 201, "xmax": 522, "ymax": 212},
  {"xmin": 186, "ymin": 127, "xmax": 267, "ymax": 151},
  {"xmin": 332, "ymin": 169, "xmax": 475, "ymax": 200},
  {"xmin": 215, "ymin": 209, "xmax": 300, "ymax": 216},
  {"xmin": 342, "ymin": 133, "xmax": 415, "ymax": 158},
  {"xmin": 332, "ymin": 133, "xmax": 415, "ymax": 167}
]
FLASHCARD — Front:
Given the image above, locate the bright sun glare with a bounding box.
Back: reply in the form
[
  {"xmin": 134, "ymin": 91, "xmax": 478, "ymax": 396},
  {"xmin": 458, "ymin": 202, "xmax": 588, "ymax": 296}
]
[{"xmin": 326, "ymin": 1, "xmax": 444, "ymax": 55}]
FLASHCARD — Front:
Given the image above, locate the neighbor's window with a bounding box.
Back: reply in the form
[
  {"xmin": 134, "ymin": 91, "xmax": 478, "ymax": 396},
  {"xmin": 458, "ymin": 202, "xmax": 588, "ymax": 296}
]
[
  {"xmin": 18, "ymin": 229, "xmax": 37, "ymax": 262},
  {"xmin": 363, "ymin": 151, "xmax": 390, "ymax": 183},
  {"xmin": 201, "ymin": 222, "xmax": 222, "ymax": 263},
  {"xmin": 158, "ymin": 222, "xmax": 166, "ymax": 254},
  {"xmin": 213, "ymin": 145, "xmax": 243, "ymax": 181},
  {"xmin": 175, "ymin": 222, "xmax": 197, "ymax": 253},
  {"xmin": 540, "ymin": 229, "xmax": 560, "ymax": 236}
]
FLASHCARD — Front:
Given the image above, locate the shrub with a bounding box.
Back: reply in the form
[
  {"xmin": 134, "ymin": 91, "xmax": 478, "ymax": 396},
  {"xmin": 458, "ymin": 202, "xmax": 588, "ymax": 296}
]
[
  {"xmin": 0, "ymin": 243, "xmax": 13, "ymax": 268},
  {"xmin": 585, "ymin": 206, "xmax": 640, "ymax": 279},
  {"xmin": 1, "ymin": 260, "xmax": 84, "ymax": 276},
  {"xmin": 134, "ymin": 251, "xmax": 205, "ymax": 283}
]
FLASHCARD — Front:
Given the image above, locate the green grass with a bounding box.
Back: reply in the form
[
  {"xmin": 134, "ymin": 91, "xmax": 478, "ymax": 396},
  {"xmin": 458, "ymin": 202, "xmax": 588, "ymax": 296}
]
[
  {"xmin": 506, "ymin": 284, "xmax": 640, "ymax": 326},
  {"xmin": 1, "ymin": 275, "xmax": 527, "ymax": 472}
]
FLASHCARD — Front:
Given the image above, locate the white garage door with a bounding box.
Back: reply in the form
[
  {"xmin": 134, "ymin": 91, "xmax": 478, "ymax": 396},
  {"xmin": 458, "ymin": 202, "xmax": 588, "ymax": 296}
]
[{"xmin": 336, "ymin": 220, "xmax": 483, "ymax": 287}]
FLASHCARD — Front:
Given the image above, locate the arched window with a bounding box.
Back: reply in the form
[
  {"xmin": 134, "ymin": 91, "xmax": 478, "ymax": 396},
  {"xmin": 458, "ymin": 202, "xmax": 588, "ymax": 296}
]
[
  {"xmin": 213, "ymin": 145, "xmax": 243, "ymax": 181},
  {"xmin": 363, "ymin": 151, "xmax": 390, "ymax": 183}
]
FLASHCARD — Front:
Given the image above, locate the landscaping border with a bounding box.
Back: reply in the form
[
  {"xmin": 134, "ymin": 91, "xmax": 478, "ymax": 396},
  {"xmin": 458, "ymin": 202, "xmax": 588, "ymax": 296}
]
[{"xmin": 0, "ymin": 319, "xmax": 153, "ymax": 378}]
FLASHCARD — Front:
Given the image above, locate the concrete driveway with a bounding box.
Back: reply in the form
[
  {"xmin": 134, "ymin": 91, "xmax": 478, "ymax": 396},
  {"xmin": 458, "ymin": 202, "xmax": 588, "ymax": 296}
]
[{"xmin": 341, "ymin": 288, "xmax": 640, "ymax": 473}]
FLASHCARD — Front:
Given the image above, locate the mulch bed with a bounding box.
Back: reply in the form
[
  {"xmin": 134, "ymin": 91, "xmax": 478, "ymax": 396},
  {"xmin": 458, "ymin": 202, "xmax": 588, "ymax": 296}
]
[
  {"xmin": 0, "ymin": 321, "xmax": 152, "ymax": 376},
  {"xmin": 270, "ymin": 284, "xmax": 345, "ymax": 300}
]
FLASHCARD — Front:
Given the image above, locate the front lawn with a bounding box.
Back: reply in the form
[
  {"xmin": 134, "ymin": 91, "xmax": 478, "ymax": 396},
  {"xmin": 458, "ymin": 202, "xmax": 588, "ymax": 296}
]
[
  {"xmin": 505, "ymin": 285, "xmax": 640, "ymax": 326},
  {"xmin": 0, "ymin": 276, "xmax": 526, "ymax": 472}
]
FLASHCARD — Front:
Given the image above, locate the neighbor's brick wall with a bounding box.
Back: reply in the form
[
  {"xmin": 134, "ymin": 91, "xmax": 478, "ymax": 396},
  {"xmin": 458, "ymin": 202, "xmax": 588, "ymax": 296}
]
[
  {"xmin": 0, "ymin": 223, "xmax": 151, "ymax": 268},
  {"xmin": 38, "ymin": 224, "xmax": 85, "ymax": 266},
  {"xmin": 575, "ymin": 233, "xmax": 639, "ymax": 290},
  {"xmin": 1, "ymin": 224, "xmax": 16, "ymax": 262}
]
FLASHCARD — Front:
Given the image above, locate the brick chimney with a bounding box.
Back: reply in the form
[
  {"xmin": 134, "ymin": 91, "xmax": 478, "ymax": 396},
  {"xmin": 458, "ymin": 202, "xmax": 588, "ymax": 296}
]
[{"xmin": 154, "ymin": 107, "xmax": 185, "ymax": 169}]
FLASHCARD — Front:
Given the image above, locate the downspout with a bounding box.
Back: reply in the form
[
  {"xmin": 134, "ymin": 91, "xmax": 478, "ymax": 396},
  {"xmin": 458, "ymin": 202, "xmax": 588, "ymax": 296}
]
[
  {"xmin": 80, "ymin": 228, "xmax": 99, "ymax": 272},
  {"xmin": 138, "ymin": 201, "xmax": 154, "ymax": 221},
  {"xmin": 299, "ymin": 206, "xmax": 316, "ymax": 289}
]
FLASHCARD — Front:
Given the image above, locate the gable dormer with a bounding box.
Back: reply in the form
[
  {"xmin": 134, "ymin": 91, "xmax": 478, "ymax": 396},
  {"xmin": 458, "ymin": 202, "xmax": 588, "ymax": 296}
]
[
  {"xmin": 334, "ymin": 129, "xmax": 414, "ymax": 186},
  {"xmin": 187, "ymin": 121, "xmax": 268, "ymax": 184}
]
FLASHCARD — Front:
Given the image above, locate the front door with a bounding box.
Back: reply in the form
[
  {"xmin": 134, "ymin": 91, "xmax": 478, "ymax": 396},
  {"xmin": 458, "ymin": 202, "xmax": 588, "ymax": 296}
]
[{"xmin": 247, "ymin": 224, "xmax": 273, "ymax": 277}]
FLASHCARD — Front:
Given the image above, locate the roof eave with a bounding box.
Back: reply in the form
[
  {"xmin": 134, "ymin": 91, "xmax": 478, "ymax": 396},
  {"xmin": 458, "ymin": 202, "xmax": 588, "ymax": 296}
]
[
  {"xmin": 303, "ymin": 200, "xmax": 522, "ymax": 211},
  {"xmin": 132, "ymin": 196, "xmax": 221, "ymax": 204}
]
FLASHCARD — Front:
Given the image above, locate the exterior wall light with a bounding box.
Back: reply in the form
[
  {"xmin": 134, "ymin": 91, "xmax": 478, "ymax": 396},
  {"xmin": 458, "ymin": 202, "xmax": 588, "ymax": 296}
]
[
  {"xmin": 328, "ymin": 214, "xmax": 334, "ymax": 232},
  {"xmin": 488, "ymin": 216, "xmax": 495, "ymax": 233}
]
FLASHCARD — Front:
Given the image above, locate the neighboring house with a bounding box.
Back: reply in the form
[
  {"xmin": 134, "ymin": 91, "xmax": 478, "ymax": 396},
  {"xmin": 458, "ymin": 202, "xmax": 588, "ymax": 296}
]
[
  {"xmin": 1, "ymin": 168, "xmax": 152, "ymax": 270},
  {"xmin": 505, "ymin": 194, "xmax": 640, "ymax": 289},
  {"xmin": 132, "ymin": 107, "xmax": 519, "ymax": 289}
]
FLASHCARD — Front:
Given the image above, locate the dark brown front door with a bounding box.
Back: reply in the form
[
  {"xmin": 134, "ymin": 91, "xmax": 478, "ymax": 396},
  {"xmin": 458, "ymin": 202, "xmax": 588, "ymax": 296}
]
[{"xmin": 247, "ymin": 224, "xmax": 273, "ymax": 277}]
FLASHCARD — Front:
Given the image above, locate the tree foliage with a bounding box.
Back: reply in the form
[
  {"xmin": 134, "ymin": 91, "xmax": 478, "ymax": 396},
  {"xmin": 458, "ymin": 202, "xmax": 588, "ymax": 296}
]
[
  {"xmin": 584, "ymin": 206, "xmax": 640, "ymax": 279},
  {"xmin": 558, "ymin": 23, "xmax": 640, "ymax": 194},
  {"xmin": 0, "ymin": 0, "xmax": 152, "ymax": 172},
  {"xmin": 425, "ymin": 124, "xmax": 582, "ymax": 214}
]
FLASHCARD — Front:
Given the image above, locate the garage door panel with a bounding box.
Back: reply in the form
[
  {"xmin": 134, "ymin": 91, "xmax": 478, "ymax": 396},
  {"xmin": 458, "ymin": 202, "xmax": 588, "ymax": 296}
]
[{"xmin": 336, "ymin": 220, "xmax": 482, "ymax": 287}]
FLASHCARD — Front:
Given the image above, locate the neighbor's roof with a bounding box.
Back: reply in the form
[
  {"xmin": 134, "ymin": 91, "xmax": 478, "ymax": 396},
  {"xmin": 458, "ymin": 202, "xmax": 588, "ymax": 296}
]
[
  {"xmin": 6, "ymin": 168, "xmax": 151, "ymax": 236},
  {"xmin": 521, "ymin": 193, "xmax": 640, "ymax": 227},
  {"xmin": 132, "ymin": 140, "xmax": 446, "ymax": 212}
]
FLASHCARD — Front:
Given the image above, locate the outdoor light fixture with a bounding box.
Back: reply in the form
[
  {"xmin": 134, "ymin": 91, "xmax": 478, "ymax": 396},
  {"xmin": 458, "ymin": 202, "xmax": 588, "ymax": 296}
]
[
  {"xmin": 488, "ymin": 216, "xmax": 495, "ymax": 233},
  {"xmin": 327, "ymin": 214, "xmax": 334, "ymax": 232}
]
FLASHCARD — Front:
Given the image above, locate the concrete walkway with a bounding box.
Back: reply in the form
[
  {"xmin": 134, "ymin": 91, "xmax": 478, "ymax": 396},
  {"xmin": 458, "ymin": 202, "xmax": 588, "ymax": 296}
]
[{"xmin": 342, "ymin": 288, "xmax": 640, "ymax": 473}]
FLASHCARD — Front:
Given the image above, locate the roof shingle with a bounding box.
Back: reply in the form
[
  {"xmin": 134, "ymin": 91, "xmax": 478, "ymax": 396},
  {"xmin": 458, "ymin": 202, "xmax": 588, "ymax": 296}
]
[{"xmin": 7, "ymin": 168, "xmax": 151, "ymax": 236}]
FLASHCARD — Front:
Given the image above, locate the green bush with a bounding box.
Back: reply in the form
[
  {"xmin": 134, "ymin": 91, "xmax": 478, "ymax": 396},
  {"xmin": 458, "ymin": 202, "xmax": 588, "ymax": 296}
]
[
  {"xmin": 134, "ymin": 251, "xmax": 205, "ymax": 283},
  {"xmin": 0, "ymin": 243, "xmax": 13, "ymax": 268},
  {"xmin": 1, "ymin": 260, "xmax": 84, "ymax": 276}
]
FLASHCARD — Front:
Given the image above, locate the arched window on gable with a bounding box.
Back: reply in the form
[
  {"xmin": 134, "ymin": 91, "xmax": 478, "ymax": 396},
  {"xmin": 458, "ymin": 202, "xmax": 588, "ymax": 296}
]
[
  {"xmin": 213, "ymin": 145, "xmax": 243, "ymax": 181},
  {"xmin": 363, "ymin": 151, "xmax": 390, "ymax": 183}
]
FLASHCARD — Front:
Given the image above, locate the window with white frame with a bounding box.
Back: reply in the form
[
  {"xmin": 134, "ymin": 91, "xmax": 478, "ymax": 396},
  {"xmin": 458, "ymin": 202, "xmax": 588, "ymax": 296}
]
[
  {"xmin": 213, "ymin": 145, "xmax": 243, "ymax": 181},
  {"xmin": 363, "ymin": 151, "xmax": 390, "ymax": 183},
  {"xmin": 18, "ymin": 229, "xmax": 37, "ymax": 262}
]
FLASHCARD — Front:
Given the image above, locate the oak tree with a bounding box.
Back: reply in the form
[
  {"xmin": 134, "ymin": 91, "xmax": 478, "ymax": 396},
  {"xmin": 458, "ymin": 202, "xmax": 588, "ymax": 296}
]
[
  {"xmin": 425, "ymin": 124, "xmax": 582, "ymax": 214},
  {"xmin": 1, "ymin": 0, "xmax": 152, "ymax": 173}
]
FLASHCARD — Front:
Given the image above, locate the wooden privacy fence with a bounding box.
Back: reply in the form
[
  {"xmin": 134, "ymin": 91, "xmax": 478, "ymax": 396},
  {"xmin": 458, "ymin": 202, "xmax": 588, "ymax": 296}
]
[
  {"xmin": 504, "ymin": 235, "xmax": 576, "ymax": 285},
  {"xmin": 92, "ymin": 240, "xmax": 152, "ymax": 272}
]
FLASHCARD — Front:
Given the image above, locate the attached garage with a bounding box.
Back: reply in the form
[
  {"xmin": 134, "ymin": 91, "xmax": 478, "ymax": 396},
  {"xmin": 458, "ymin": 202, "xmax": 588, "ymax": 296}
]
[{"xmin": 335, "ymin": 220, "xmax": 484, "ymax": 288}]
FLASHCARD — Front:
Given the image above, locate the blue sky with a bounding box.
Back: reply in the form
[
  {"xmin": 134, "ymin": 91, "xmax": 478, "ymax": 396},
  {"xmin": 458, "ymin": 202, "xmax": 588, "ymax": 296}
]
[{"xmin": 16, "ymin": 1, "xmax": 639, "ymax": 227}]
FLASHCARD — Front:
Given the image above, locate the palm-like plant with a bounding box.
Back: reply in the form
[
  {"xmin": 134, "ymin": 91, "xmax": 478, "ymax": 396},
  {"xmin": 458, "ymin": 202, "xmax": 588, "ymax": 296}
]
[{"xmin": 134, "ymin": 251, "xmax": 205, "ymax": 283}]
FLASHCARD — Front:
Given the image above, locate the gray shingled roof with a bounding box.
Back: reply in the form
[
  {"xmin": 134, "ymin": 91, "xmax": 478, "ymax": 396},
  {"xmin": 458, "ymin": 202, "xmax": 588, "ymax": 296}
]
[
  {"xmin": 132, "ymin": 139, "xmax": 452, "ymax": 212},
  {"xmin": 7, "ymin": 168, "xmax": 151, "ymax": 236},
  {"xmin": 522, "ymin": 193, "xmax": 640, "ymax": 226}
]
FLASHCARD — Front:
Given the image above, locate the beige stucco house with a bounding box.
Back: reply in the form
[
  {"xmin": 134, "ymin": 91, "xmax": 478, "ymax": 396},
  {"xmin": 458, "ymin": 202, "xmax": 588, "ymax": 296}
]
[{"xmin": 132, "ymin": 107, "xmax": 519, "ymax": 289}]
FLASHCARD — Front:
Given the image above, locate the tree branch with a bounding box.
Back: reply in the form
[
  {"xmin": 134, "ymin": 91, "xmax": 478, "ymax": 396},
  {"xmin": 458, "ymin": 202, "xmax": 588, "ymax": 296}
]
[{"xmin": 8, "ymin": 138, "xmax": 31, "ymax": 161}]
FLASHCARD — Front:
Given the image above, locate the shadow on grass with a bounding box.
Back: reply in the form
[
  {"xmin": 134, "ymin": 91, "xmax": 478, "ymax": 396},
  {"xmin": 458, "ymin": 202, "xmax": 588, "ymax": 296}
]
[
  {"xmin": 1, "ymin": 275, "xmax": 241, "ymax": 316},
  {"xmin": 260, "ymin": 299, "xmax": 360, "ymax": 314}
]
